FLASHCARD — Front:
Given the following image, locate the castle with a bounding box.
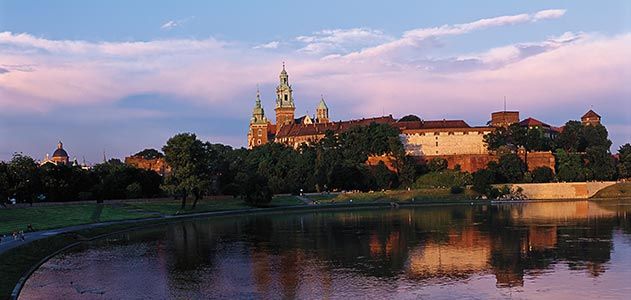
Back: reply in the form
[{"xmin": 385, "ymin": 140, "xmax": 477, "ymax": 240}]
[{"xmin": 248, "ymin": 64, "xmax": 602, "ymax": 173}]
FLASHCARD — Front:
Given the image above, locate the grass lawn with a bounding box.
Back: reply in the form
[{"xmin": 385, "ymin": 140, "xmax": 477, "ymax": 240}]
[
  {"xmin": 592, "ymin": 182, "xmax": 631, "ymax": 198},
  {"xmin": 124, "ymin": 195, "xmax": 304, "ymax": 215},
  {"xmin": 0, "ymin": 196, "xmax": 305, "ymax": 235},
  {"xmin": 0, "ymin": 204, "xmax": 157, "ymax": 236},
  {"xmin": 308, "ymin": 188, "xmax": 478, "ymax": 204}
]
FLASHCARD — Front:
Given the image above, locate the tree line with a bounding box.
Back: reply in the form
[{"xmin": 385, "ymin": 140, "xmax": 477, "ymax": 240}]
[
  {"xmin": 473, "ymin": 120, "xmax": 630, "ymax": 197},
  {"xmin": 162, "ymin": 123, "xmax": 419, "ymax": 208},
  {"xmin": 0, "ymin": 154, "xmax": 162, "ymax": 206},
  {"xmin": 2, "ymin": 119, "xmax": 630, "ymax": 205}
]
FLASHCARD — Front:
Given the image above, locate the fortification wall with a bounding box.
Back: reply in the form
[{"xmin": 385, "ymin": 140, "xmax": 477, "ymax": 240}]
[
  {"xmin": 124, "ymin": 156, "xmax": 170, "ymax": 176},
  {"xmin": 400, "ymin": 131, "xmax": 491, "ymax": 157},
  {"xmin": 504, "ymin": 182, "xmax": 617, "ymax": 199}
]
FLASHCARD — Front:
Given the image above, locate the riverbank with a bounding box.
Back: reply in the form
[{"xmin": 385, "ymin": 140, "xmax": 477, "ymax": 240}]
[
  {"xmin": 0, "ymin": 192, "xmax": 478, "ymax": 300},
  {"xmin": 1, "ymin": 184, "xmax": 626, "ymax": 299}
]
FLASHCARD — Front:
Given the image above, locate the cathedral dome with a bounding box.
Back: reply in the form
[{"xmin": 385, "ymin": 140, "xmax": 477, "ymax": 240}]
[{"xmin": 52, "ymin": 141, "xmax": 68, "ymax": 158}]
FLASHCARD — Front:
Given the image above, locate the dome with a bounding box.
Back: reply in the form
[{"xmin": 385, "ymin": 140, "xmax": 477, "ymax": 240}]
[
  {"xmin": 52, "ymin": 148, "xmax": 68, "ymax": 158},
  {"xmin": 52, "ymin": 141, "xmax": 68, "ymax": 158}
]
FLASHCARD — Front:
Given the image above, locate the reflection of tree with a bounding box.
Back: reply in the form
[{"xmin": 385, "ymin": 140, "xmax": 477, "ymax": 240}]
[{"xmin": 132, "ymin": 201, "xmax": 625, "ymax": 295}]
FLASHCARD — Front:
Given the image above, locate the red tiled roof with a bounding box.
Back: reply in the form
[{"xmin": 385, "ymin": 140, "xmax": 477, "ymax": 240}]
[
  {"xmin": 395, "ymin": 119, "xmax": 471, "ymax": 130},
  {"xmin": 582, "ymin": 110, "xmax": 601, "ymax": 119},
  {"xmin": 519, "ymin": 117, "xmax": 550, "ymax": 128},
  {"xmin": 275, "ymin": 116, "xmax": 395, "ymax": 138}
]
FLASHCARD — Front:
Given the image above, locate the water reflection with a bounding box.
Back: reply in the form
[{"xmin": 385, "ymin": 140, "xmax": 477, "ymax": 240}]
[{"xmin": 20, "ymin": 200, "xmax": 631, "ymax": 299}]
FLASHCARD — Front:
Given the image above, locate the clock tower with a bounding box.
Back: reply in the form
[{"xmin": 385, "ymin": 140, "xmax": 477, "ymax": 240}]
[{"xmin": 275, "ymin": 63, "xmax": 296, "ymax": 126}]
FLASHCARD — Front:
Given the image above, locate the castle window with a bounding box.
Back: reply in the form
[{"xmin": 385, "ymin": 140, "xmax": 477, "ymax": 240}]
[
  {"xmin": 284, "ymin": 94, "xmax": 288, "ymax": 101},
  {"xmin": 435, "ymin": 136, "xmax": 438, "ymax": 140},
  {"xmin": 435, "ymin": 142, "xmax": 438, "ymax": 147},
  {"xmin": 463, "ymin": 132, "xmax": 469, "ymax": 135},
  {"xmin": 257, "ymin": 139, "xmax": 261, "ymax": 145},
  {"xmin": 434, "ymin": 132, "xmax": 439, "ymax": 135},
  {"xmin": 258, "ymin": 129, "xmax": 262, "ymax": 136},
  {"xmin": 448, "ymin": 132, "xmax": 454, "ymax": 135}
]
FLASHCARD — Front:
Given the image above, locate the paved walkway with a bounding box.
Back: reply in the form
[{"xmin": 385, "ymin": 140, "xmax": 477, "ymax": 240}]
[
  {"xmin": 0, "ymin": 216, "xmax": 160, "ymax": 255},
  {"xmin": 296, "ymin": 195, "xmax": 315, "ymax": 205}
]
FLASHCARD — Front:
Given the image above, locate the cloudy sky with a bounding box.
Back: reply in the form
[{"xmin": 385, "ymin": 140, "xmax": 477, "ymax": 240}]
[{"xmin": 1, "ymin": 1, "xmax": 630, "ymax": 163}]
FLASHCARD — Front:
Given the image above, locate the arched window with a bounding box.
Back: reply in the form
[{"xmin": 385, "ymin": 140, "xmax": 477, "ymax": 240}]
[
  {"xmin": 258, "ymin": 129, "xmax": 262, "ymax": 136},
  {"xmin": 257, "ymin": 139, "xmax": 261, "ymax": 145},
  {"xmin": 284, "ymin": 94, "xmax": 288, "ymax": 101}
]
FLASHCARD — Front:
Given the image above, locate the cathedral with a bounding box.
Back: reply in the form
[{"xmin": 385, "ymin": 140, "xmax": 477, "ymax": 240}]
[
  {"xmin": 247, "ymin": 63, "xmax": 330, "ymax": 148},
  {"xmin": 247, "ymin": 64, "xmax": 601, "ymax": 174},
  {"xmin": 41, "ymin": 141, "xmax": 71, "ymax": 166}
]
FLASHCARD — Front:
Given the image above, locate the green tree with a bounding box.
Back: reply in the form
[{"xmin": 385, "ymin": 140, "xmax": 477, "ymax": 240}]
[
  {"xmin": 585, "ymin": 146, "xmax": 616, "ymax": 181},
  {"xmin": 618, "ymin": 143, "xmax": 631, "ymax": 179},
  {"xmin": 134, "ymin": 148, "xmax": 164, "ymax": 159},
  {"xmin": 531, "ymin": 167, "xmax": 554, "ymax": 183},
  {"xmin": 163, "ymin": 133, "xmax": 212, "ymax": 209},
  {"xmin": 556, "ymin": 121, "xmax": 583, "ymax": 152},
  {"xmin": 0, "ymin": 162, "xmax": 9, "ymax": 206},
  {"xmin": 235, "ymin": 172, "xmax": 272, "ymax": 206},
  {"xmin": 398, "ymin": 115, "xmax": 421, "ymax": 122},
  {"xmin": 374, "ymin": 161, "xmax": 397, "ymax": 190},
  {"xmin": 472, "ymin": 169, "xmax": 495, "ymax": 195},
  {"xmin": 555, "ymin": 149, "xmax": 588, "ymax": 182},
  {"xmin": 491, "ymin": 153, "xmax": 526, "ymax": 183},
  {"xmin": 428, "ymin": 157, "xmax": 448, "ymax": 172},
  {"xmin": 7, "ymin": 153, "xmax": 41, "ymax": 205}
]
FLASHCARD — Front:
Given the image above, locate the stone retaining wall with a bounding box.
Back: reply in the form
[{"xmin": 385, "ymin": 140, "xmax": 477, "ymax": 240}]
[{"xmin": 503, "ymin": 182, "xmax": 617, "ymax": 199}]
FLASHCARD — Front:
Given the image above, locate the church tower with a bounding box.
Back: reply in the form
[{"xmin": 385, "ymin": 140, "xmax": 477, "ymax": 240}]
[
  {"xmin": 316, "ymin": 96, "xmax": 329, "ymax": 123},
  {"xmin": 248, "ymin": 88, "xmax": 270, "ymax": 148},
  {"xmin": 275, "ymin": 63, "xmax": 296, "ymax": 126}
]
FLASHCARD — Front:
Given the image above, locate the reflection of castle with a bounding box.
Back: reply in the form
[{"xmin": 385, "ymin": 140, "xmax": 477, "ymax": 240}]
[{"xmin": 248, "ymin": 64, "xmax": 601, "ymax": 172}]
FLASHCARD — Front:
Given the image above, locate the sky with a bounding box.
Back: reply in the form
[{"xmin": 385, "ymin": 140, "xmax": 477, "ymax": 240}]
[{"xmin": 0, "ymin": 1, "xmax": 630, "ymax": 163}]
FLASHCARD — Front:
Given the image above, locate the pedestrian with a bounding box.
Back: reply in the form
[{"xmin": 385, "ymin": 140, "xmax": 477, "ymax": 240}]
[
  {"xmin": 20, "ymin": 231, "xmax": 25, "ymax": 241},
  {"xmin": 12, "ymin": 231, "xmax": 17, "ymax": 240},
  {"xmin": 27, "ymin": 224, "xmax": 34, "ymax": 232}
]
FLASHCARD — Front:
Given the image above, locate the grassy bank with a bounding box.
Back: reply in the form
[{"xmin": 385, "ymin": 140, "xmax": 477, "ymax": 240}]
[
  {"xmin": 308, "ymin": 188, "xmax": 478, "ymax": 204},
  {"xmin": 0, "ymin": 196, "xmax": 304, "ymax": 236},
  {"xmin": 0, "ymin": 220, "xmax": 174, "ymax": 300},
  {"xmin": 0, "ymin": 204, "xmax": 157, "ymax": 236},
  {"xmin": 592, "ymin": 182, "xmax": 631, "ymax": 199},
  {"xmin": 0, "ymin": 188, "xmax": 474, "ymax": 299}
]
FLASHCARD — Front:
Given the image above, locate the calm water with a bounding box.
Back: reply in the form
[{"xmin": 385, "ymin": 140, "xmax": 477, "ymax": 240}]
[{"xmin": 20, "ymin": 200, "xmax": 631, "ymax": 299}]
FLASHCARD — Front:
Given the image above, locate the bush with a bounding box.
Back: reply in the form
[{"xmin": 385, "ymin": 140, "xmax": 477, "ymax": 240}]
[
  {"xmin": 450, "ymin": 186, "xmax": 464, "ymax": 194},
  {"xmin": 531, "ymin": 167, "xmax": 554, "ymax": 183},
  {"xmin": 125, "ymin": 183, "xmax": 142, "ymax": 199},
  {"xmin": 428, "ymin": 158, "xmax": 448, "ymax": 172},
  {"xmin": 491, "ymin": 154, "xmax": 526, "ymax": 183},
  {"xmin": 414, "ymin": 170, "xmax": 471, "ymax": 189},
  {"xmin": 240, "ymin": 173, "xmax": 273, "ymax": 206},
  {"xmin": 472, "ymin": 169, "xmax": 495, "ymax": 195}
]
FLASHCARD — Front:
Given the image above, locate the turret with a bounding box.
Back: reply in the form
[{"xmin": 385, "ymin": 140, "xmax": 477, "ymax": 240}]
[
  {"xmin": 248, "ymin": 88, "xmax": 270, "ymax": 148},
  {"xmin": 316, "ymin": 96, "xmax": 329, "ymax": 123},
  {"xmin": 581, "ymin": 109, "xmax": 601, "ymax": 126}
]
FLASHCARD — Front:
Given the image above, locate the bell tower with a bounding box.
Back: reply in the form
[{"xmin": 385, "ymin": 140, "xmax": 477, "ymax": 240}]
[
  {"xmin": 316, "ymin": 95, "xmax": 329, "ymax": 123},
  {"xmin": 248, "ymin": 88, "xmax": 270, "ymax": 148},
  {"xmin": 275, "ymin": 62, "xmax": 296, "ymax": 126}
]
